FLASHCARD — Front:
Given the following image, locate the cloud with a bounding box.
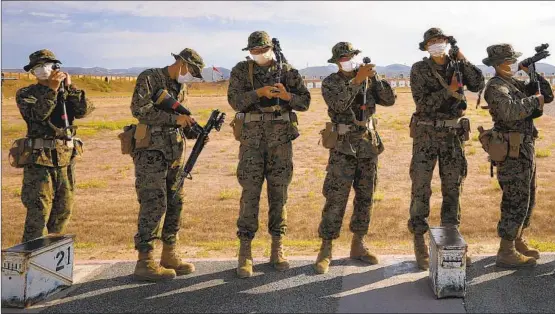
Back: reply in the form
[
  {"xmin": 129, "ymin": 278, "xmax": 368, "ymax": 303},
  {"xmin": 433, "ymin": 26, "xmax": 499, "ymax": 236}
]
[
  {"xmin": 2, "ymin": 1, "xmax": 554, "ymax": 69},
  {"xmin": 29, "ymin": 12, "xmax": 68, "ymax": 19}
]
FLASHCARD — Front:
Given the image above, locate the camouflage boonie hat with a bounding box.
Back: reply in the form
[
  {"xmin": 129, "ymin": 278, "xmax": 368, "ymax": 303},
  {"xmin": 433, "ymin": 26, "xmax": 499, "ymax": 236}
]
[
  {"xmin": 327, "ymin": 42, "xmax": 361, "ymax": 63},
  {"xmin": 419, "ymin": 28, "xmax": 450, "ymax": 51},
  {"xmin": 23, "ymin": 49, "xmax": 61, "ymax": 72},
  {"xmin": 482, "ymin": 44, "xmax": 522, "ymax": 67},
  {"xmin": 242, "ymin": 31, "xmax": 273, "ymax": 51},
  {"xmin": 172, "ymin": 48, "xmax": 205, "ymax": 78}
]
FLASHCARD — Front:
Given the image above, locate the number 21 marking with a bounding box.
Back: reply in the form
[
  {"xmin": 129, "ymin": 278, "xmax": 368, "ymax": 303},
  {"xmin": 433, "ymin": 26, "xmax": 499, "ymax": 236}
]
[{"xmin": 55, "ymin": 247, "xmax": 71, "ymax": 271}]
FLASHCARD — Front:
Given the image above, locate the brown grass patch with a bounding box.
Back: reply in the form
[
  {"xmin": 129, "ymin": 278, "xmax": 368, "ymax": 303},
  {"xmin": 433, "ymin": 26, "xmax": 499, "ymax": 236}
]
[{"xmin": 2, "ymin": 89, "xmax": 555, "ymax": 260}]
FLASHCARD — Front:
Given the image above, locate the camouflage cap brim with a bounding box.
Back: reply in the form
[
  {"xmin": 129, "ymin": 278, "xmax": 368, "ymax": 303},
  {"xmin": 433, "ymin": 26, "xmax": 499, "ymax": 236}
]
[
  {"xmin": 418, "ymin": 35, "xmax": 449, "ymax": 51},
  {"xmin": 327, "ymin": 49, "xmax": 361, "ymax": 64},
  {"xmin": 23, "ymin": 58, "xmax": 61, "ymax": 72},
  {"xmin": 482, "ymin": 52, "xmax": 522, "ymax": 67},
  {"xmin": 241, "ymin": 44, "xmax": 273, "ymax": 51},
  {"xmin": 172, "ymin": 53, "xmax": 203, "ymax": 78}
]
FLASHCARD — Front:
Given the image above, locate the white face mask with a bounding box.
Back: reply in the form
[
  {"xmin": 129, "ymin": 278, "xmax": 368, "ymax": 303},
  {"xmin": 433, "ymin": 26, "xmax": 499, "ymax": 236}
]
[
  {"xmin": 32, "ymin": 63, "xmax": 54, "ymax": 80},
  {"xmin": 339, "ymin": 60, "xmax": 357, "ymax": 72},
  {"xmin": 177, "ymin": 64, "xmax": 198, "ymax": 83},
  {"xmin": 251, "ymin": 50, "xmax": 274, "ymax": 65},
  {"xmin": 428, "ymin": 43, "xmax": 448, "ymax": 57}
]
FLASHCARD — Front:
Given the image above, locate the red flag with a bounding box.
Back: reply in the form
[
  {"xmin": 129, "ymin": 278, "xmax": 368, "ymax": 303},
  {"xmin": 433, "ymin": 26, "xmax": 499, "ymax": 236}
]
[{"xmin": 212, "ymin": 66, "xmax": 222, "ymax": 74}]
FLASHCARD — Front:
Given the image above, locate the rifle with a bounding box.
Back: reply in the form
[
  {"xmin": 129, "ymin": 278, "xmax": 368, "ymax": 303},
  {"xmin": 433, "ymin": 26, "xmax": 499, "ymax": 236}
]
[
  {"xmin": 520, "ymin": 43, "xmax": 550, "ymax": 119},
  {"xmin": 271, "ymin": 38, "xmax": 287, "ymax": 111},
  {"xmin": 171, "ymin": 109, "xmax": 226, "ymax": 198},
  {"xmin": 52, "ymin": 63, "xmax": 76, "ymax": 145},
  {"xmin": 447, "ymin": 37, "xmax": 468, "ymax": 111}
]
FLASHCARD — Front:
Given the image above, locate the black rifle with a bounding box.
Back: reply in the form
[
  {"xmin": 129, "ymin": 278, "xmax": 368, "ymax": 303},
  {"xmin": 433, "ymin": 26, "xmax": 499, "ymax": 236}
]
[
  {"xmin": 520, "ymin": 43, "xmax": 550, "ymax": 119},
  {"xmin": 171, "ymin": 109, "xmax": 226, "ymax": 198},
  {"xmin": 272, "ymin": 38, "xmax": 287, "ymax": 110},
  {"xmin": 447, "ymin": 37, "xmax": 467, "ymax": 111},
  {"xmin": 52, "ymin": 64, "xmax": 76, "ymax": 142}
]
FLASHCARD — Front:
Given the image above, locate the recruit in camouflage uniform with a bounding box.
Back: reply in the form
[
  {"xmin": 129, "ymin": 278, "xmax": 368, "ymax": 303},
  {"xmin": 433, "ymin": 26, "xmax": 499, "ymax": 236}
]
[
  {"xmin": 16, "ymin": 49, "xmax": 94, "ymax": 243},
  {"xmin": 130, "ymin": 48, "xmax": 205, "ymax": 281},
  {"xmin": 227, "ymin": 31, "xmax": 311, "ymax": 278},
  {"xmin": 481, "ymin": 43, "xmax": 553, "ymax": 268},
  {"xmin": 314, "ymin": 42, "xmax": 396, "ymax": 274},
  {"xmin": 409, "ymin": 28, "xmax": 485, "ymax": 270}
]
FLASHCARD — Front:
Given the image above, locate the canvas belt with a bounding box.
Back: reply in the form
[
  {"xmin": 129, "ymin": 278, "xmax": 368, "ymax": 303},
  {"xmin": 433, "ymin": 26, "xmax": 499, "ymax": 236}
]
[
  {"xmin": 336, "ymin": 119, "xmax": 375, "ymax": 135},
  {"xmin": 150, "ymin": 126, "xmax": 179, "ymax": 133},
  {"xmin": 417, "ymin": 118, "xmax": 462, "ymax": 128},
  {"xmin": 244, "ymin": 112, "xmax": 291, "ymax": 123},
  {"xmin": 31, "ymin": 138, "xmax": 69, "ymax": 149}
]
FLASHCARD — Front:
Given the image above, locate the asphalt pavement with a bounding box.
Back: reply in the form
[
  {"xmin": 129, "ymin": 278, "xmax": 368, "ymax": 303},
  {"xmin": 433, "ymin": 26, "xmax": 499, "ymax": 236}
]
[{"xmin": 2, "ymin": 254, "xmax": 554, "ymax": 313}]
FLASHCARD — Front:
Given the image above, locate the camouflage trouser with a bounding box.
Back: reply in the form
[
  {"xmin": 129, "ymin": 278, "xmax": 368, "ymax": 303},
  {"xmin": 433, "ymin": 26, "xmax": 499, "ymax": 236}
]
[
  {"xmin": 497, "ymin": 155, "xmax": 536, "ymax": 240},
  {"xmin": 133, "ymin": 150, "xmax": 184, "ymax": 252},
  {"xmin": 318, "ymin": 150, "xmax": 378, "ymax": 240},
  {"xmin": 408, "ymin": 126, "xmax": 467, "ymax": 235},
  {"xmin": 236, "ymin": 141, "xmax": 293, "ymax": 240},
  {"xmin": 21, "ymin": 162, "xmax": 76, "ymax": 243}
]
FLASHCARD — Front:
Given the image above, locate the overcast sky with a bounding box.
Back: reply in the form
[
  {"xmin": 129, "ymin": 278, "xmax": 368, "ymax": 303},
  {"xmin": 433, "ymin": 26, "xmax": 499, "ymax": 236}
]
[{"xmin": 2, "ymin": 1, "xmax": 554, "ymax": 70}]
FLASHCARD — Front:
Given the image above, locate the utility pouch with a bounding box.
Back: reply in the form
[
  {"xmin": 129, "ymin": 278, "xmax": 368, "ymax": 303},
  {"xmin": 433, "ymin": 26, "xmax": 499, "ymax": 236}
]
[
  {"xmin": 369, "ymin": 129, "xmax": 385, "ymax": 155},
  {"xmin": 409, "ymin": 114, "xmax": 417, "ymax": 138},
  {"xmin": 460, "ymin": 118, "xmax": 471, "ymax": 141},
  {"xmin": 230, "ymin": 113, "xmax": 245, "ymax": 141},
  {"xmin": 319, "ymin": 122, "xmax": 338, "ymax": 149},
  {"xmin": 134, "ymin": 123, "xmax": 151, "ymax": 149},
  {"xmin": 8, "ymin": 138, "xmax": 33, "ymax": 168},
  {"xmin": 118, "ymin": 124, "xmax": 136, "ymax": 154},
  {"xmin": 73, "ymin": 138, "xmax": 85, "ymax": 159},
  {"xmin": 508, "ymin": 132, "xmax": 521, "ymax": 159},
  {"xmin": 477, "ymin": 126, "xmax": 508, "ymax": 162}
]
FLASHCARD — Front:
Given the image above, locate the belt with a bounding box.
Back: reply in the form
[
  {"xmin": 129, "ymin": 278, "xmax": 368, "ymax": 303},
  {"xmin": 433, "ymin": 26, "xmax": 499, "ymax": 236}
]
[
  {"xmin": 417, "ymin": 118, "xmax": 462, "ymax": 128},
  {"xmin": 150, "ymin": 126, "xmax": 179, "ymax": 133},
  {"xmin": 244, "ymin": 112, "xmax": 291, "ymax": 123},
  {"xmin": 31, "ymin": 138, "xmax": 68, "ymax": 149},
  {"xmin": 336, "ymin": 119, "xmax": 375, "ymax": 135}
]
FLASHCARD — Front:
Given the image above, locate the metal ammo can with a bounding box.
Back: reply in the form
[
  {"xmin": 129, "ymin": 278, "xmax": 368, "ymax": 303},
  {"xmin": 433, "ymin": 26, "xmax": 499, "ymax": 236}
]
[{"xmin": 429, "ymin": 227, "xmax": 467, "ymax": 298}]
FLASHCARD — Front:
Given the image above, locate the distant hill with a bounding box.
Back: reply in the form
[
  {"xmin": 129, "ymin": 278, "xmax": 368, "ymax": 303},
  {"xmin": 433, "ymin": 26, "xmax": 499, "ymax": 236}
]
[{"xmin": 3, "ymin": 63, "xmax": 553, "ymax": 80}]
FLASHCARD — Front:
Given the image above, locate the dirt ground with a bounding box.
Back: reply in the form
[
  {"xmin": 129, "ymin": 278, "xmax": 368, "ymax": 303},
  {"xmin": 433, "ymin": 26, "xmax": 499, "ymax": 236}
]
[{"xmin": 2, "ymin": 89, "xmax": 555, "ymax": 261}]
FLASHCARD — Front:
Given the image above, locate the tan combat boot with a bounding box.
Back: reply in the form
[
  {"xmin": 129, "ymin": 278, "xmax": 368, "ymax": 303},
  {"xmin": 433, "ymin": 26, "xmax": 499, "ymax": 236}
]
[
  {"xmin": 413, "ymin": 233, "xmax": 429, "ymax": 271},
  {"xmin": 270, "ymin": 236, "xmax": 290, "ymax": 271},
  {"xmin": 314, "ymin": 239, "xmax": 333, "ymax": 274},
  {"xmin": 237, "ymin": 239, "xmax": 253, "ymax": 278},
  {"xmin": 496, "ymin": 239, "xmax": 537, "ymax": 268},
  {"xmin": 134, "ymin": 251, "xmax": 176, "ymax": 282},
  {"xmin": 350, "ymin": 234, "xmax": 379, "ymax": 264},
  {"xmin": 160, "ymin": 244, "xmax": 195, "ymax": 276},
  {"xmin": 515, "ymin": 229, "xmax": 540, "ymax": 260}
]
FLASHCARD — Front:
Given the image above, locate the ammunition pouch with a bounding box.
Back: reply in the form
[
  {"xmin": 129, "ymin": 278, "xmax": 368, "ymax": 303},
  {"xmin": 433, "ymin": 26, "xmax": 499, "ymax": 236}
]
[
  {"xmin": 134, "ymin": 123, "xmax": 152, "ymax": 149},
  {"xmin": 118, "ymin": 124, "xmax": 137, "ymax": 155},
  {"xmin": 409, "ymin": 114, "xmax": 417, "ymax": 138},
  {"xmin": 367, "ymin": 117, "xmax": 384, "ymax": 155},
  {"xmin": 459, "ymin": 118, "xmax": 471, "ymax": 141},
  {"xmin": 8, "ymin": 138, "xmax": 33, "ymax": 168},
  {"xmin": 72, "ymin": 138, "xmax": 84, "ymax": 160},
  {"xmin": 230, "ymin": 113, "xmax": 245, "ymax": 141},
  {"xmin": 319, "ymin": 122, "xmax": 339, "ymax": 149},
  {"xmin": 477, "ymin": 126, "xmax": 508, "ymax": 162}
]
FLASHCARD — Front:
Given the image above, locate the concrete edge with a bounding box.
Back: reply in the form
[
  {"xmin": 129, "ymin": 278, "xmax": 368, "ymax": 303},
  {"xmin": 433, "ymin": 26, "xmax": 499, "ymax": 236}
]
[{"xmin": 74, "ymin": 253, "xmax": 555, "ymax": 265}]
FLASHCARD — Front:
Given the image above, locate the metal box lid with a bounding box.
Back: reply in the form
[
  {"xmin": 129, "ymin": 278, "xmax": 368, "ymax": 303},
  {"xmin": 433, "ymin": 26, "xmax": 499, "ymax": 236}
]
[
  {"xmin": 2, "ymin": 234, "xmax": 75, "ymax": 254},
  {"xmin": 429, "ymin": 227, "xmax": 467, "ymax": 250}
]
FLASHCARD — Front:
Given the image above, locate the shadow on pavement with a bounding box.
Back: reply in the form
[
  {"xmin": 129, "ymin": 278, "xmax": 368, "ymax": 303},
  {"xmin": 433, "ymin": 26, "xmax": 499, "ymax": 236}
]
[{"xmin": 39, "ymin": 259, "xmax": 426, "ymax": 313}]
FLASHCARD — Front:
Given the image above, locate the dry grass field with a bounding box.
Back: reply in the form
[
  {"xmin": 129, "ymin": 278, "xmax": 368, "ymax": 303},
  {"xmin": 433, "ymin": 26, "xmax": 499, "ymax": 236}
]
[{"xmin": 2, "ymin": 80, "xmax": 555, "ymax": 261}]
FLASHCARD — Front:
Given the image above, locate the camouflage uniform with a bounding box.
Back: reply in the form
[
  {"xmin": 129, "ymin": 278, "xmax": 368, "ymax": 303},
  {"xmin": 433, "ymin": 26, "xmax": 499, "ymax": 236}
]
[
  {"xmin": 318, "ymin": 42, "xmax": 396, "ymax": 240},
  {"xmin": 227, "ymin": 31, "xmax": 311, "ymax": 240},
  {"xmin": 16, "ymin": 49, "xmax": 94, "ymax": 243},
  {"xmin": 408, "ymin": 28, "xmax": 485, "ymax": 235},
  {"xmin": 482, "ymin": 44, "xmax": 553, "ymax": 241},
  {"xmin": 131, "ymin": 48, "xmax": 204, "ymax": 253}
]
